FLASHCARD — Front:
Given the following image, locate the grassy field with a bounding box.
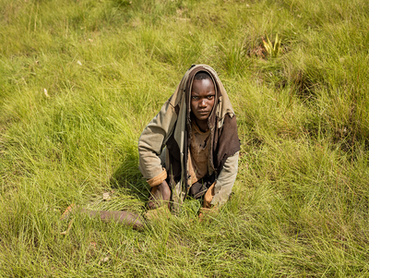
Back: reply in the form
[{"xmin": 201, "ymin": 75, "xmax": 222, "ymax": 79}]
[{"xmin": 0, "ymin": 0, "xmax": 368, "ymax": 276}]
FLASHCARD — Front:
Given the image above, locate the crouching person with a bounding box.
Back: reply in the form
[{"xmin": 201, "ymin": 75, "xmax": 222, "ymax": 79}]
[{"xmin": 138, "ymin": 64, "xmax": 240, "ymax": 217}]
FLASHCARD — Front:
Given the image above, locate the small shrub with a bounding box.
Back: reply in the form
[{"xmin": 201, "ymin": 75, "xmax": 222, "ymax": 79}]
[{"xmin": 262, "ymin": 34, "xmax": 282, "ymax": 58}]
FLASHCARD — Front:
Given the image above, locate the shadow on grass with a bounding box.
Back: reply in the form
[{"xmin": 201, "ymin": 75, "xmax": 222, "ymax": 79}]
[{"xmin": 110, "ymin": 152, "xmax": 150, "ymax": 203}]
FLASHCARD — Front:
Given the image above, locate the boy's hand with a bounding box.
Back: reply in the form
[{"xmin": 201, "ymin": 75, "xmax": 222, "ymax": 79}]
[
  {"xmin": 198, "ymin": 206, "xmax": 218, "ymax": 222},
  {"xmin": 147, "ymin": 180, "xmax": 171, "ymax": 210}
]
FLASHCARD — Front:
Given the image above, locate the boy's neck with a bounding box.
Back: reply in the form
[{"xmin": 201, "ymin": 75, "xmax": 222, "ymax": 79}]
[{"xmin": 193, "ymin": 117, "xmax": 209, "ymax": 132}]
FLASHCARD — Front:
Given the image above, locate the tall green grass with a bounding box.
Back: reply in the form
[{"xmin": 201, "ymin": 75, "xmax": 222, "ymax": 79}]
[{"xmin": 0, "ymin": 0, "xmax": 368, "ymax": 276}]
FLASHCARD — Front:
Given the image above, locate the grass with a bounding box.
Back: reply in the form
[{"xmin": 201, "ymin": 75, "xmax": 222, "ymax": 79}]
[{"xmin": 0, "ymin": 0, "xmax": 368, "ymax": 276}]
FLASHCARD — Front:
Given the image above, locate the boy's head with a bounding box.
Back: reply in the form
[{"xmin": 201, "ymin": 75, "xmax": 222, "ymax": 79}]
[{"xmin": 190, "ymin": 72, "xmax": 216, "ymax": 124}]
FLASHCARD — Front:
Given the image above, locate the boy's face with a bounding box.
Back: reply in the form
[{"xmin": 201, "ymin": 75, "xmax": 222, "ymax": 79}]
[{"xmin": 190, "ymin": 78, "xmax": 216, "ymax": 123}]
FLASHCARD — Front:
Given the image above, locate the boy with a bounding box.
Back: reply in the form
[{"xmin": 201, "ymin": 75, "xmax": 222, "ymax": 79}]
[{"xmin": 138, "ymin": 64, "xmax": 240, "ymax": 215}]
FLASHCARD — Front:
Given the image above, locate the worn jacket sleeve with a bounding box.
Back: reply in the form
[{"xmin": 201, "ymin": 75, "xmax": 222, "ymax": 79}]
[
  {"xmin": 138, "ymin": 99, "xmax": 177, "ymax": 186},
  {"xmin": 211, "ymin": 151, "xmax": 239, "ymax": 205}
]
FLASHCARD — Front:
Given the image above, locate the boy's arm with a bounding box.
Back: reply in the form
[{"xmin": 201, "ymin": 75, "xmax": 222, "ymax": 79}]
[
  {"xmin": 138, "ymin": 99, "xmax": 177, "ymax": 186},
  {"xmin": 210, "ymin": 151, "xmax": 239, "ymax": 205}
]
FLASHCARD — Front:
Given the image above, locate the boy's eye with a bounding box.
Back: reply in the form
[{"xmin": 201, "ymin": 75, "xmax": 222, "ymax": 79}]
[
  {"xmin": 192, "ymin": 96, "xmax": 199, "ymax": 100},
  {"xmin": 207, "ymin": 95, "xmax": 214, "ymax": 100}
]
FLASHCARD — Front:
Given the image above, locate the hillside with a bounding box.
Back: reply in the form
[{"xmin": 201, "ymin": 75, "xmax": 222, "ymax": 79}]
[{"xmin": 0, "ymin": 0, "xmax": 368, "ymax": 276}]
